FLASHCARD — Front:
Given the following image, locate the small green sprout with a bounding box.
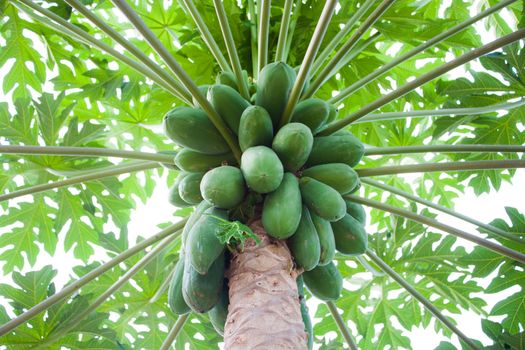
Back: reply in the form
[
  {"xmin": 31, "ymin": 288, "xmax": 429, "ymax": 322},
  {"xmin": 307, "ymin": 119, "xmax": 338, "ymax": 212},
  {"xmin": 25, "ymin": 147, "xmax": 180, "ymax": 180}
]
[{"xmin": 208, "ymin": 215, "xmax": 261, "ymax": 251}]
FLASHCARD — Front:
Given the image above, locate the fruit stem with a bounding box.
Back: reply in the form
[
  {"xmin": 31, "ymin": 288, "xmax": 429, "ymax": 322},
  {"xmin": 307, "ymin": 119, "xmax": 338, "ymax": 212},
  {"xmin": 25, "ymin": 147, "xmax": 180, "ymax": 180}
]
[
  {"xmin": 248, "ymin": 0, "xmax": 259, "ymax": 78},
  {"xmin": 258, "ymin": 0, "xmax": 271, "ymax": 72},
  {"xmin": 150, "ymin": 262, "xmax": 179, "ymax": 303},
  {"xmin": 0, "ymin": 220, "xmax": 187, "ymax": 337},
  {"xmin": 318, "ymin": 29, "xmax": 525, "ymax": 135},
  {"xmin": 355, "ymin": 159, "xmax": 525, "ymax": 177},
  {"xmin": 366, "ymin": 249, "xmax": 481, "ymax": 350},
  {"xmin": 0, "ymin": 161, "xmax": 160, "ymax": 203},
  {"xmin": 275, "ymin": 0, "xmax": 294, "ymax": 63},
  {"xmin": 180, "ymin": 0, "xmax": 232, "ymax": 73},
  {"xmin": 278, "ymin": 0, "xmax": 338, "ymax": 128},
  {"xmin": 326, "ymin": 301, "xmax": 359, "ymax": 350},
  {"xmin": 212, "ymin": 0, "xmax": 251, "ymax": 99},
  {"xmin": 361, "ymin": 178, "xmax": 525, "ymax": 245},
  {"xmin": 0, "ymin": 145, "xmax": 176, "ymax": 163},
  {"xmin": 13, "ymin": 0, "xmax": 192, "ymax": 105},
  {"xmin": 364, "ymin": 144, "xmax": 525, "ymax": 156},
  {"xmin": 348, "ymin": 195, "xmax": 525, "ymax": 264},
  {"xmin": 160, "ymin": 314, "xmax": 191, "ymax": 350},
  {"xmin": 329, "ymin": 0, "xmax": 519, "ymax": 105},
  {"xmin": 304, "ymin": 0, "xmax": 395, "ymax": 99},
  {"xmin": 110, "ymin": 0, "xmax": 242, "ymax": 162},
  {"xmin": 356, "ymin": 255, "xmax": 385, "ymax": 277}
]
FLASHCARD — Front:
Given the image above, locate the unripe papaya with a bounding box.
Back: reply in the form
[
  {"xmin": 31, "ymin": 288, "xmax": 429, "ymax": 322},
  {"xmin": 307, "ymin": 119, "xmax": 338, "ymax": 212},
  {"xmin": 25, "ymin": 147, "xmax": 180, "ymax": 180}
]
[
  {"xmin": 216, "ymin": 71, "xmax": 238, "ymax": 91},
  {"xmin": 241, "ymin": 146, "xmax": 284, "ymax": 193},
  {"xmin": 311, "ymin": 213, "xmax": 336, "ymax": 266},
  {"xmin": 331, "ymin": 214, "xmax": 367, "ymax": 256},
  {"xmin": 201, "ymin": 166, "xmax": 246, "ymax": 209},
  {"xmin": 175, "ymin": 148, "xmax": 236, "ymax": 173},
  {"xmin": 182, "ymin": 252, "xmax": 225, "ymax": 313},
  {"xmin": 158, "ymin": 150, "xmax": 178, "ymax": 170},
  {"xmin": 303, "ymin": 261, "xmax": 342, "ymax": 301},
  {"xmin": 178, "ymin": 172, "xmax": 205, "ymax": 205},
  {"xmin": 296, "ymin": 276, "xmax": 313, "ymax": 350},
  {"xmin": 301, "ymin": 163, "xmax": 359, "ymax": 194},
  {"xmin": 168, "ymin": 173, "xmax": 191, "ymax": 208},
  {"xmin": 192, "ymin": 85, "xmax": 210, "ymax": 107},
  {"xmin": 348, "ymin": 178, "xmax": 361, "ymax": 194},
  {"xmin": 345, "ymin": 199, "xmax": 366, "ymax": 225},
  {"xmin": 272, "ymin": 123, "xmax": 313, "ymax": 172},
  {"xmin": 326, "ymin": 104, "xmax": 338, "ymax": 123},
  {"xmin": 163, "ymin": 107, "xmax": 229, "ymax": 155},
  {"xmin": 306, "ymin": 133, "xmax": 364, "ymax": 168},
  {"xmin": 256, "ymin": 62, "xmax": 296, "ymax": 126},
  {"xmin": 208, "ymin": 84, "xmax": 250, "ymax": 135},
  {"xmin": 288, "ymin": 206, "xmax": 321, "ymax": 271},
  {"xmin": 181, "ymin": 200, "xmax": 212, "ymax": 246},
  {"xmin": 168, "ymin": 257, "xmax": 191, "ymax": 315},
  {"xmin": 208, "ymin": 282, "xmax": 229, "ymax": 336},
  {"xmin": 186, "ymin": 207, "xmax": 228, "ymax": 275},
  {"xmin": 291, "ymin": 98, "xmax": 329, "ymax": 133},
  {"xmin": 300, "ymin": 177, "xmax": 346, "ymax": 222},
  {"xmin": 238, "ymin": 106, "xmax": 274, "ymax": 151},
  {"xmin": 262, "ymin": 173, "xmax": 302, "ymax": 239}
]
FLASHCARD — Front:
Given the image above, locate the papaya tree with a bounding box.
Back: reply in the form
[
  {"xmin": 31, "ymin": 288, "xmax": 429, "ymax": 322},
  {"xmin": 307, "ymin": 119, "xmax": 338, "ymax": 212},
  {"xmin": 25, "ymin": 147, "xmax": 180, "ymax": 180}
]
[{"xmin": 0, "ymin": 0, "xmax": 525, "ymax": 349}]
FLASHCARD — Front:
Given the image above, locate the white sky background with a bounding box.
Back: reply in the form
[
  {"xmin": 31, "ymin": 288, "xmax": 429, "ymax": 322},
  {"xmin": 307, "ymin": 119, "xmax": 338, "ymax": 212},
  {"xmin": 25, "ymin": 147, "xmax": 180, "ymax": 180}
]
[{"xmin": 0, "ymin": 0, "xmax": 524, "ymax": 349}]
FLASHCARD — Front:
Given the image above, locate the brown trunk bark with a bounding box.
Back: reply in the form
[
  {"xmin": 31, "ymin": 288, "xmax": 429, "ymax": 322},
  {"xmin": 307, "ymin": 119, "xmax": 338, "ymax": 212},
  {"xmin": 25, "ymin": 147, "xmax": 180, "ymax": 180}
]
[{"xmin": 224, "ymin": 219, "xmax": 308, "ymax": 350}]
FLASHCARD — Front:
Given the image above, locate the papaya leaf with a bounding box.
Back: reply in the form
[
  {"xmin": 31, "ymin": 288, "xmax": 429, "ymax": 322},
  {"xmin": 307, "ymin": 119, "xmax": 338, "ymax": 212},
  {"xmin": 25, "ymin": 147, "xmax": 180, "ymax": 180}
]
[{"xmin": 208, "ymin": 214, "xmax": 261, "ymax": 251}]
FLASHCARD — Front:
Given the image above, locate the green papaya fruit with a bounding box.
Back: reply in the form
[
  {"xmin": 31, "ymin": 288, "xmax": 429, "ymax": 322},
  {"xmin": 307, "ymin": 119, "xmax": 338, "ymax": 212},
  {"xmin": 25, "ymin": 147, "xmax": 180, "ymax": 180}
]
[
  {"xmin": 288, "ymin": 206, "xmax": 321, "ymax": 271},
  {"xmin": 181, "ymin": 200, "xmax": 212, "ymax": 246},
  {"xmin": 174, "ymin": 148, "xmax": 236, "ymax": 173},
  {"xmin": 201, "ymin": 166, "xmax": 246, "ymax": 209},
  {"xmin": 208, "ymin": 282, "xmax": 229, "ymax": 336},
  {"xmin": 178, "ymin": 172, "xmax": 205, "ymax": 205},
  {"xmin": 302, "ymin": 261, "xmax": 342, "ymax": 301},
  {"xmin": 192, "ymin": 85, "xmax": 210, "ymax": 107},
  {"xmin": 272, "ymin": 123, "xmax": 313, "ymax": 172},
  {"xmin": 163, "ymin": 107, "xmax": 229, "ymax": 155},
  {"xmin": 168, "ymin": 173, "xmax": 191, "ymax": 207},
  {"xmin": 299, "ymin": 177, "xmax": 346, "ymax": 222},
  {"xmin": 291, "ymin": 98, "xmax": 329, "ymax": 133},
  {"xmin": 306, "ymin": 133, "xmax": 364, "ymax": 168},
  {"xmin": 168, "ymin": 257, "xmax": 191, "ymax": 315},
  {"xmin": 241, "ymin": 146, "xmax": 284, "ymax": 193},
  {"xmin": 301, "ymin": 163, "xmax": 359, "ymax": 194},
  {"xmin": 331, "ymin": 214, "xmax": 367, "ymax": 256},
  {"xmin": 158, "ymin": 150, "xmax": 178, "ymax": 170},
  {"xmin": 216, "ymin": 71, "xmax": 238, "ymax": 91},
  {"xmin": 311, "ymin": 213, "xmax": 336, "ymax": 266},
  {"xmin": 208, "ymin": 84, "xmax": 250, "ymax": 135},
  {"xmin": 238, "ymin": 106, "xmax": 274, "ymax": 151},
  {"xmin": 256, "ymin": 62, "xmax": 296, "ymax": 126},
  {"xmin": 182, "ymin": 252, "xmax": 225, "ymax": 313},
  {"xmin": 348, "ymin": 178, "xmax": 361, "ymax": 194},
  {"xmin": 262, "ymin": 173, "xmax": 302, "ymax": 239},
  {"xmin": 186, "ymin": 207, "xmax": 228, "ymax": 275},
  {"xmin": 297, "ymin": 276, "xmax": 313, "ymax": 350},
  {"xmin": 345, "ymin": 199, "xmax": 366, "ymax": 225},
  {"xmin": 326, "ymin": 104, "xmax": 338, "ymax": 123}
]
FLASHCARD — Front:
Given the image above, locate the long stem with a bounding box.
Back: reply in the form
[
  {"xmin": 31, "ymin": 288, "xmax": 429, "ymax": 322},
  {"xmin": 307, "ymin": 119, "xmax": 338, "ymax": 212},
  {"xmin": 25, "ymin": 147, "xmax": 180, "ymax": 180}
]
[
  {"xmin": 258, "ymin": 0, "xmax": 271, "ymax": 72},
  {"xmin": 160, "ymin": 314, "xmax": 190, "ymax": 350},
  {"xmin": 13, "ymin": 0, "xmax": 191, "ymax": 104},
  {"xmin": 304, "ymin": 0, "xmax": 395, "ymax": 98},
  {"xmin": 319, "ymin": 29, "xmax": 525, "ymax": 135},
  {"xmin": 355, "ymin": 99, "xmax": 525, "ymax": 123},
  {"xmin": 283, "ymin": 0, "xmax": 302, "ymax": 63},
  {"xmin": 212, "ymin": 0, "xmax": 251, "ymax": 99},
  {"xmin": 248, "ymin": 0, "xmax": 259, "ymax": 77},
  {"xmin": 329, "ymin": 0, "xmax": 519, "ymax": 105},
  {"xmin": 150, "ymin": 262, "xmax": 178, "ymax": 303},
  {"xmin": 356, "ymin": 255, "xmax": 385, "ymax": 277},
  {"xmin": 364, "ymin": 144, "xmax": 525, "ymax": 156},
  {"xmin": 275, "ymin": 0, "xmax": 293, "ymax": 62},
  {"xmin": 356, "ymin": 159, "xmax": 525, "ymax": 177},
  {"xmin": 63, "ymin": 0, "xmax": 192, "ymax": 102},
  {"xmin": 110, "ymin": 0, "xmax": 242, "ymax": 162},
  {"xmin": 34, "ymin": 232, "xmax": 181, "ymax": 348},
  {"xmin": 278, "ymin": 0, "xmax": 338, "ymax": 128},
  {"xmin": 0, "ymin": 220, "xmax": 187, "ymax": 336},
  {"xmin": 361, "ymin": 178, "xmax": 524, "ymax": 245},
  {"xmin": 180, "ymin": 0, "xmax": 232, "ymax": 73},
  {"xmin": 311, "ymin": 0, "xmax": 377, "ymax": 76},
  {"xmin": 326, "ymin": 301, "xmax": 359, "ymax": 350},
  {"xmin": 0, "ymin": 161, "xmax": 160, "ymax": 203},
  {"xmin": 347, "ymin": 195, "xmax": 525, "ymax": 264},
  {"xmin": 0, "ymin": 145, "xmax": 175, "ymax": 163},
  {"xmin": 365, "ymin": 250, "xmax": 480, "ymax": 350}
]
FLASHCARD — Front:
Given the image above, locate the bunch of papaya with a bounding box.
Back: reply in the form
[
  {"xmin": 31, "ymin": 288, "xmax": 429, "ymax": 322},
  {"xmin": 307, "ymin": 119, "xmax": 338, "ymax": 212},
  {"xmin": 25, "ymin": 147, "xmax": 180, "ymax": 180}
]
[{"xmin": 162, "ymin": 62, "xmax": 368, "ymax": 332}]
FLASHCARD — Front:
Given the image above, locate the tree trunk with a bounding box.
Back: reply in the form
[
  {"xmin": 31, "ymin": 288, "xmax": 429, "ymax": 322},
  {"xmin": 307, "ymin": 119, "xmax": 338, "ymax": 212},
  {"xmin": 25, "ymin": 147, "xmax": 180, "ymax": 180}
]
[{"xmin": 224, "ymin": 219, "xmax": 308, "ymax": 350}]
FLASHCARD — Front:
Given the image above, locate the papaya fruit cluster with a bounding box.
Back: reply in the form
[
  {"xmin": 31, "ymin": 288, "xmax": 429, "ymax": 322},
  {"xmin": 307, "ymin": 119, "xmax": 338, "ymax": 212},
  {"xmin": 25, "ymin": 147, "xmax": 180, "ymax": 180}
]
[{"xmin": 163, "ymin": 62, "xmax": 367, "ymax": 336}]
